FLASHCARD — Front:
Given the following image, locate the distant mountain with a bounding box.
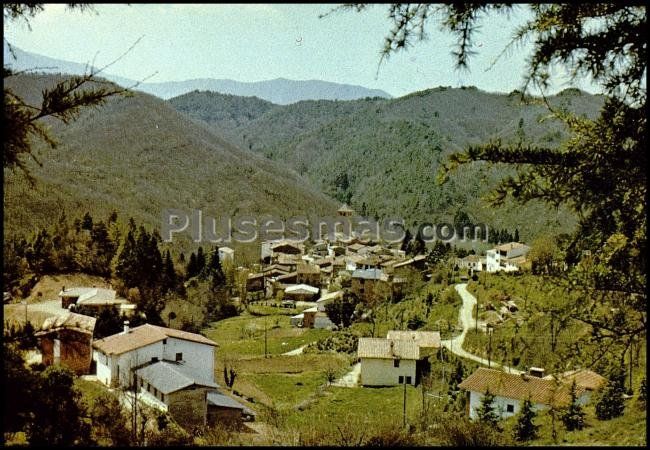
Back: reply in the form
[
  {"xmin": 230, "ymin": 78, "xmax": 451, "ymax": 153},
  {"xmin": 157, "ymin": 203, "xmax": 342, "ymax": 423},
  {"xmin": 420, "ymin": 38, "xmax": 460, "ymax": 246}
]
[
  {"xmin": 3, "ymin": 43, "xmax": 392, "ymax": 103},
  {"xmin": 135, "ymin": 78, "xmax": 392, "ymax": 103},
  {"xmin": 3, "ymin": 41, "xmax": 136, "ymax": 88},
  {"xmin": 3, "ymin": 74, "xmax": 338, "ymax": 252},
  {"xmin": 169, "ymin": 86, "xmax": 605, "ymax": 241}
]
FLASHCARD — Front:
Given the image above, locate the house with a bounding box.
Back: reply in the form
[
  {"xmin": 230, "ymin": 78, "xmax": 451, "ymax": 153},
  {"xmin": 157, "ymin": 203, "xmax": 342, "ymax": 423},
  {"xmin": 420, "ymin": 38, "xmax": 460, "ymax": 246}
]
[
  {"xmin": 283, "ymin": 284, "xmax": 319, "ymax": 301},
  {"xmin": 358, "ymin": 337, "xmax": 420, "ymax": 386},
  {"xmin": 350, "ymin": 268, "xmax": 403, "ymax": 302},
  {"xmin": 35, "ymin": 312, "xmax": 96, "ymax": 374},
  {"xmin": 218, "ymin": 247, "xmax": 235, "ymax": 264},
  {"xmin": 386, "ymin": 330, "xmax": 441, "ymax": 357},
  {"xmin": 486, "ymin": 242, "xmax": 531, "ymax": 273},
  {"xmin": 260, "ymin": 239, "xmax": 304, "ymax": 263},
  {"xmin": 391, "ymin": 254, "xmax": 428, "ymax": 271},
  {"xmin": 301, "ymin": 306, "xmax": 336, "ymax": 329},
  {"xmin": 92, "ymin": 323, "xmax": 217, "ymax": 388},
  {"xmin": 337, "ymin": 203, "xmax": 355, "ymax": 217},
  {"xmin": 60, "ymin": 286, "xmax": 135, "ymax": 314},
  {"xmin": 207, "ymin": 391, "xmax": 255, "ymax": 426},
  {"xmin": 458, "ymin": 367, "xmax": 594, "ymax": 420},
  {"xmin": 246, "ymin": 272, "xmax": 265, "ymax": 292},
  {"xmin": 456, "ymin": 254, "xmax": 484, "ymax": 272},
  {"xmin": 296, "ymin": 263, "xmax": 321, "ymax": 287},
  {"xmin": 544, "ymin": 369, "xmax": 607, "ymax": 403},
  {"xmin": 134, "ymin": 360, "xmax": 219, "ymax": 427}
]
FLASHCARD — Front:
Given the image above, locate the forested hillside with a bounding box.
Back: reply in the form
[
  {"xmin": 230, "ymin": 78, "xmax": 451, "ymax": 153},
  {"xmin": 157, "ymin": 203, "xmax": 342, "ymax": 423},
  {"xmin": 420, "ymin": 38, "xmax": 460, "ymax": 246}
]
[
  {"xmin": 3, "ymin": 74, "xmax": 338, "ymax": 251},
  {"xmin": 171, "ymin": 86, "xmax": 604, "ymax": 241}
]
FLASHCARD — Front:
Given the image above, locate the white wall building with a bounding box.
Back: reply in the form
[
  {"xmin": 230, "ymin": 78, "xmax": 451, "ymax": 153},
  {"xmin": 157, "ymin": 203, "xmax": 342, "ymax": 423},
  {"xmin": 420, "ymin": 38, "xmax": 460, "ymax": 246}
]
[
  {"xmin": 358, "ymin": 338, "xmax": 419, "ymax": 386},
  {"xmin": 218, "ymin": 247, "xmax": 235, "ymax": 264},
  {"xmin": 486, "ymin": 242, "xmax": 530, "ymax": 273},
  {"xmin": 459, "ymin": 367, "xmax": 600, "ymax": 420},
  {"xmin": 92, "ymin": 323, "xmax": 217, "ymax": 388}
]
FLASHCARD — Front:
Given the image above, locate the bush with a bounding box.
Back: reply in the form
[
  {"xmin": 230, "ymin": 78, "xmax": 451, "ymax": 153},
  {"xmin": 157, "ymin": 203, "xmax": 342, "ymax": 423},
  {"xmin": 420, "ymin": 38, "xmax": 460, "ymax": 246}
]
[
  {"xmin": 439, "ymin": 418, "xmax": 508, "ymax": 446},
  {"xmin": 595, "ymin": 373, "xmax": 626, "ymax": 420},
  {"xmin": 304, "ymin": 330, "xmax": 359, "ymax": 355}
]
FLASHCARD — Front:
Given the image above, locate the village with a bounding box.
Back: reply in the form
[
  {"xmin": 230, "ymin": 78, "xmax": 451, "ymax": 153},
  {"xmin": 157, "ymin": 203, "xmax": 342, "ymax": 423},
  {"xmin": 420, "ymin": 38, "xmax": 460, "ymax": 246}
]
[{"xmin": 4, "ymin": 203, "xmax": 637, "ymax": 446}]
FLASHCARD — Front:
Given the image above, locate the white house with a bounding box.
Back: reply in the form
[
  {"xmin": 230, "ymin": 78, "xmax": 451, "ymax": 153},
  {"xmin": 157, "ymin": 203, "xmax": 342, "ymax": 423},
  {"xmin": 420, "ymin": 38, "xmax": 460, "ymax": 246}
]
[
  {"xmin": 92, "ymin": 323, "xmax": 217, "ymax": 388},
  {"xmin": 456, "ymin": 254, "xmax": 485, "ymax": 272},
  {"xmin": 358, "ymin": 337, "xmax": 420, "ymax": 386},
  {"xmin": 218, "ymin": 247, "xmax": 235, "ymax": 264},
  {"xmin": 458, "ymin": 367, "xmax": 598, "ymax": 420},
  {"xmin": 486, "ymin": 242, "xmax": 531, "ymax": 273}
]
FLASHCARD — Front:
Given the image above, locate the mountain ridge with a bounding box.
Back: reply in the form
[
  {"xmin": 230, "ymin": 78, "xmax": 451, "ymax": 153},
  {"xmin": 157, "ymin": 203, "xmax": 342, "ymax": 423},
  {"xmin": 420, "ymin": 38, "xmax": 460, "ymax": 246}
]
[{"xmin": 3, "ymin": 43, "xmax": 392, "ymax": 103}]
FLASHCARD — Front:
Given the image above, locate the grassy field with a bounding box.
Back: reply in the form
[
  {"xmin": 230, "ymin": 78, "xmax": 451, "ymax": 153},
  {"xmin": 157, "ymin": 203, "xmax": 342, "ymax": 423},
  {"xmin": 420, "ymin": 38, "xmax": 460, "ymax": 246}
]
[{"xmin": 203, "ymin": 313, "xmax": 332, "ymax": 361}]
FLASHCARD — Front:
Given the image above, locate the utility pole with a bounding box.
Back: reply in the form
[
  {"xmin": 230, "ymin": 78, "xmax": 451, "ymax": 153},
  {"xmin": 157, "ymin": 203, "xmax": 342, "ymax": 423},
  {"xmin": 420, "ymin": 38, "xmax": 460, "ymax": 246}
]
[
  {"xmin": 487, "ymin": 325, "xmax": 493, "ymax": 368},
  {"xmin": 403, "ymin": 377, "xmax": 407, "ymax": 427},
  {"xmin": 264, "ymin": 317, "xmax": 268, "ymax": 358}
]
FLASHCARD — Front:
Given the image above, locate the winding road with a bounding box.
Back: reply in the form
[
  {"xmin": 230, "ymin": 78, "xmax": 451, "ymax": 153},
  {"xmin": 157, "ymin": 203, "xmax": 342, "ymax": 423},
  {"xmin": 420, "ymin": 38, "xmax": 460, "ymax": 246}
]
[{"xmin": 441, "ymin": 283, "xmax": 523, "ymax": 375}]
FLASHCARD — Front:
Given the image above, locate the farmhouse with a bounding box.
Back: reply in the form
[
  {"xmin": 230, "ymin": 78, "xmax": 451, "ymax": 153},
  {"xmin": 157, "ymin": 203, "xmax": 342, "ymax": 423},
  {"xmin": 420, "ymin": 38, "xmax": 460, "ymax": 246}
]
[
  {"xmin": 458, "ymin": 367, "xmax": 594, "ymax": 420},
  {"xmin": 456, "ymin": 254, "xmax": 485, "ymax": 272},
  {"xmin": 92, "ymin": 323, "xmax": 217, "ymax": 388},
  {"xmin": 358, "ymin": 337, "xmax": 420, "ymax": 386},
  {"xmin": 485, "ymin": 242, "xmax": 531, "ymax": 273},
  {"xmin": 35, "ymin": 312, "xmax": 96, "ymax": 374},
  {"xmin": 60, "ymin": 286, "xmax": 135, "ymax": 314},
  {"xmin": 296, "ymin": 263, "xmax": 321, "ymax": 287},
  {"xmin": 134, "ymin": 360, "xmax": 219, "ymax": 427}
]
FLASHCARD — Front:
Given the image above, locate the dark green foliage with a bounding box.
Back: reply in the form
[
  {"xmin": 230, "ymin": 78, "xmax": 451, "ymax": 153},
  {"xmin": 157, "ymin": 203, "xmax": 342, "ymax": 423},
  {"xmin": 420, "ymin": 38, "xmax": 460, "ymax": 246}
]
[
  {"xmin": 427, "ymin": 240, "xmax": 451, "ymax": 266},
  {"xmin": 206, "ymin": 247, "xmax": 226, "ymax": 290},
  {"xmin": 447, "ymin": 360, "xmax": 465, "ymax": 400},
  {"xmin": 514, "ymin": 397, "xmax": 539, "ymax": 442},
  {"xmin": 406, "ymin": 315, "xmax": 425, "ymax": 330},
  {"xmin": 91, "ymin": 392, "xmax": 131, "ymax": 445},
  {"xmin": 324, "ymin": 294, "xmax": 358, "ymax": 328},
  {"xmin": 304, "ymin": 330, "xmax": 359, "ymax": 355},
  {"xmin": 595, "ymin": 372, "xmax": 626, "ymax": 420},
  {"xmin": 196, "ymin": 246, "xmax": 207, "ymax": 280},
  {"xmin": 3, "ymin": 342, "xmax": 40, "ymax": 434},
  {"xmin": 90, "ymin": 306, "xmax": 126, "ymax": 339},
  {"xmin": 186, "ymin": 252, "xmax": 199, "ymax": 280},
  {"xmin": 25, "ymin": 365, "xmax": 93, "ymax": 446},
  {"xmin": 477, "ymin": 389, "xmax": 500, "ymax": 430},
  {"xmin": 639, "ymin": 378, "xmax": 646, "ymax": 403},
  {"xmin": 561, "ymin": 380, "xmax": 586, "ymax": 431}
]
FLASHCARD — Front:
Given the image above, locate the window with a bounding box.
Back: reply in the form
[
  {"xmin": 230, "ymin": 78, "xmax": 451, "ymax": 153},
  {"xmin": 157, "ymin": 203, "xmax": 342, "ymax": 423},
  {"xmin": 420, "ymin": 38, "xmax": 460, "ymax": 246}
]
[
  {"xmin": 506, "ymin": 404, "xmax": 515, "ymax": 413},
  {"xmin": 393, "ymin": 359, "xmax": 400, "ymax": 368},
  {"xmin": 147, "ymin": 383, "xmax": 151, "ymax": 392},
  {"xmin": 406, "ymin": 376, "xmax": 412, "ymax": 385},
  {"xmin": 163, "ymin": 339, "xmax": 167, "ymax": 345},
  {"xmin": 398, "ymin": 376, "xmax": 404, "ymax": 384},
  {"xmin": 151, "ymin": 357, "xmax": 159, "ymax": 363},
  {"xmin": 175, "ymin": 352, "xmax": 183, "ymax": 361},
  {"xmin": 161, "ymin": 393, "xmax": 165, "ymax": 402}
]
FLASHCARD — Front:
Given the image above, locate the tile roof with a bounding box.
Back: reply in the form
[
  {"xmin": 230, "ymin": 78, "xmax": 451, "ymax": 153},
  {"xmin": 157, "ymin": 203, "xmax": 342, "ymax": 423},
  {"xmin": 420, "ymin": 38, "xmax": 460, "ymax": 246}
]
[
  {"xmin": 493, "ymin": 242, "xmax": 530, "ymax": 252},
  {"xmin": 135, "ymin": 361, "xmax": 218, "ymax": 394},
  {"xmin": 285, "ymin": 284, "xmax": 319, "ymax": 294},
  {"xmin": 386, "ymin": 330, "xmax": 441, "ymax": 348},
  {"xmin": 36, "ymin": 312, "xmax": 96, "ymax": 335},
  {"xmin": 555, "ymin": 369, "xmax": 608, "ymax": 391},
  {"xmin": 458, "ymin": 368, "xmax": 583, "ymax": 407},
  {"xmin": 93, "ymin": 324, "xmax": 217, "ymax": 355},
  {"xmin": 357, "ymin": 337, "xmax": 420, "ymax": 360}
]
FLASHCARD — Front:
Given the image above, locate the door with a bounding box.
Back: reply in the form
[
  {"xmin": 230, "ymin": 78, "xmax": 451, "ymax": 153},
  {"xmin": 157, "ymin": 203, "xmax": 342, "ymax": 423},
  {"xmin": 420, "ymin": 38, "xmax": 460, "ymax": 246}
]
[{"xmin": 53, "ymin": 339, "xmax": 61, "ymax": 365}]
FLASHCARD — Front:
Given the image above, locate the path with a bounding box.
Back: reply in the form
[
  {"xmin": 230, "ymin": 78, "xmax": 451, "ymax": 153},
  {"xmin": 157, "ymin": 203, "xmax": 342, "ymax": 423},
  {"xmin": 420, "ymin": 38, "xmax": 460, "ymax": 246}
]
[
  {"xmin": 331, "ymin": 362, "xmax": 360, "ymax": 387},
  {"xmin": 282, "ymin": 344, "xmax": 308, "ymax": 356},
  {"xmin": 441, "ymin": 283, "xmax": 523, "ymax": 375}
]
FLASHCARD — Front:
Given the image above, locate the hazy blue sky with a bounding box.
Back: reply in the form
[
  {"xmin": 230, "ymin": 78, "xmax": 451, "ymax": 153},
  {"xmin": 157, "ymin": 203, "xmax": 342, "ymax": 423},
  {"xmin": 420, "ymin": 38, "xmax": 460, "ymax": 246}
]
[{"xmin": 4, "ymin": 3, "xmax": 597, "ymax": 97}]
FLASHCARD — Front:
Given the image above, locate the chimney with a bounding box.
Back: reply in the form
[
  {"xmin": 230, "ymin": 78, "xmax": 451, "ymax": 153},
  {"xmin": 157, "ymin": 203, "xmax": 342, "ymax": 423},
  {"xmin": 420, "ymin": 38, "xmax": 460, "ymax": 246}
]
[
  {"xmin": 62, "ymin": 285, "xmax": 66, "ymax": 293},
  {"xmin": 123, "ymin": 321, "xmax": 130, "ymax": 334}
]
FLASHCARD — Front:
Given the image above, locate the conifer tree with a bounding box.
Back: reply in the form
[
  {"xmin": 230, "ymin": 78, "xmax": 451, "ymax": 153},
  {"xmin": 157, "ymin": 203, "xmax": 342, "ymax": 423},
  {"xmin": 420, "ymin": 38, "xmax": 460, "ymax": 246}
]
[
  {"xmin": 81, "ymin": 212, "xmax": 93, "ymax": 231},
  {"xmin": 196, "ymin": 247, "xmax": 207, "ymax": 279},
  {"xmin": 514, "ymin": 228, "xmax": 520, "ymax": 243},
  {"xmin": 115, "ymin": 228, "xmax": 137, "ymax": 287},
  {"xmin": 477, "ymin": 389, "xmax": 500, "ymax": 429},
  {"xmin": 561, "ymin": 380, "xmax": 586, "ymax": 431},
  {"xmin": 207, "ymin": 248, "xmax": 226, "ymax": 291},
  {"xmin": 514, "ymin": 397, "xmax": 538, "ymax": 441},
  {"xmin": 401, "ymin": 229, "xmax": 413, "ymax": 253},
  {"xmin": 162, "ymin": 250, "xmax": 177, "ymax": 293},
  {"xmin": 595, "ymin": 372, "xmax": 626, "ymax": 420},
  {"xmin": 186, "ymin": 252, "xmax": 198, "ymax": 280}
]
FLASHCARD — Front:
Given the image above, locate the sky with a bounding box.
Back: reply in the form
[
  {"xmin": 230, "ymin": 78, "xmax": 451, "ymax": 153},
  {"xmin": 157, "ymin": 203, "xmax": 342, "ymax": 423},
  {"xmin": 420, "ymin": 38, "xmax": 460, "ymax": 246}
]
[{"xmin": 4, "ymin": 3, "xmax": 598, "ymax": 98}]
